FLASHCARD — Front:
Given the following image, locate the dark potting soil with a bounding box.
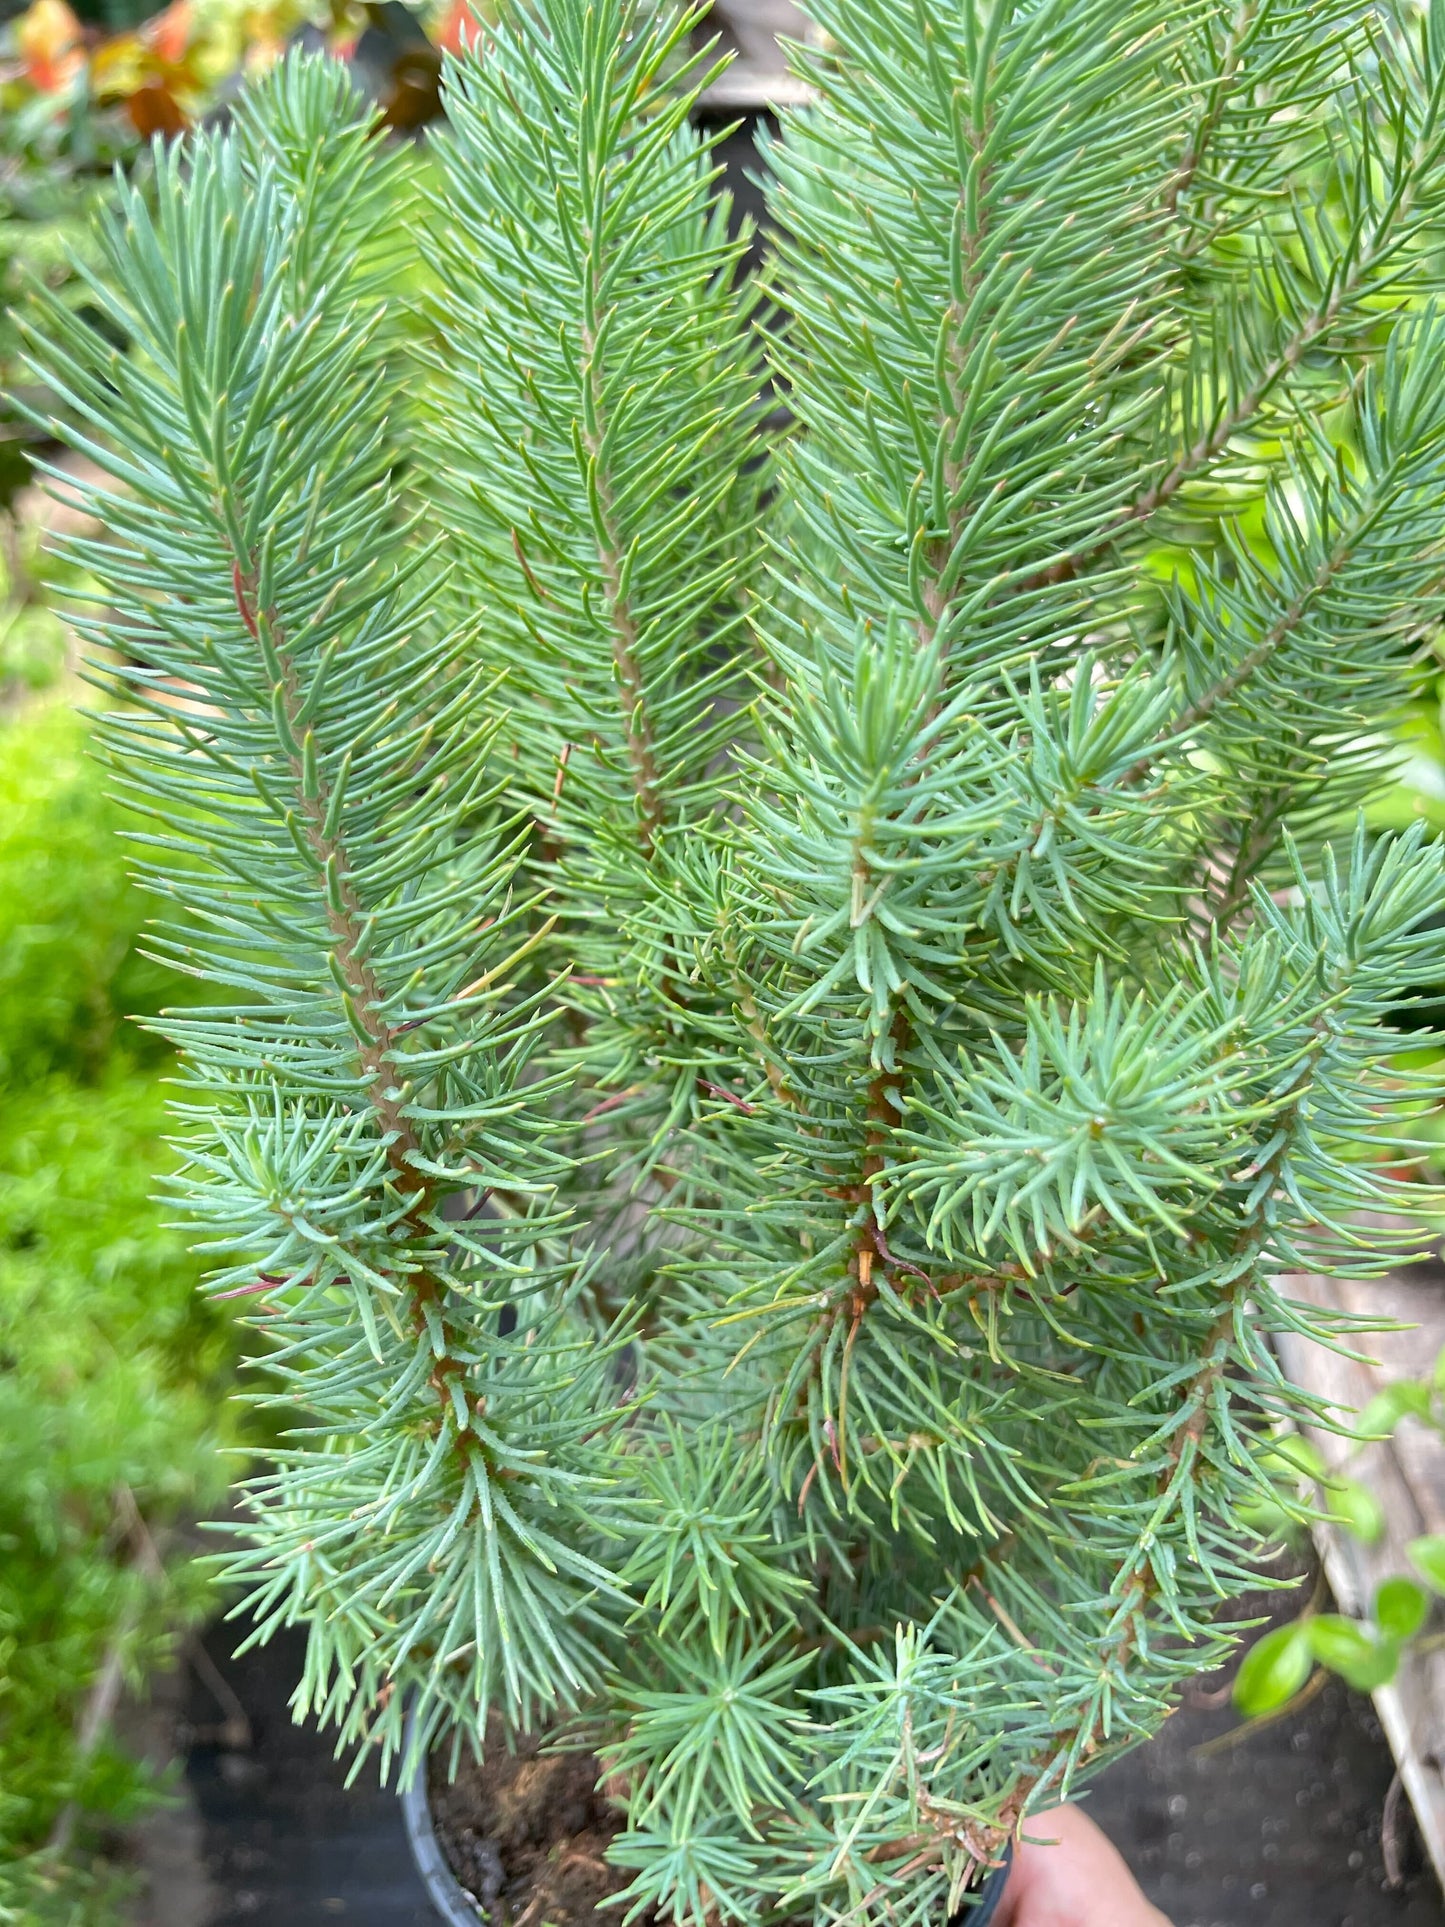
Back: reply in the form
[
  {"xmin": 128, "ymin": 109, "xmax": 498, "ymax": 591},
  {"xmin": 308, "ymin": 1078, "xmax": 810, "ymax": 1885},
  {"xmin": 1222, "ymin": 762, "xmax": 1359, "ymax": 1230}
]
[
  {"xmin": 426, "ymin": 1716, "xmax": 636, "ymax": 1927},
  {"xmin": 424, "ymin": 1729, "xmax": 1000, "ymax": 1926},
  {"xmin": 184, "ymin": 1592, "xmax": 1444, "ymax": 1927}
]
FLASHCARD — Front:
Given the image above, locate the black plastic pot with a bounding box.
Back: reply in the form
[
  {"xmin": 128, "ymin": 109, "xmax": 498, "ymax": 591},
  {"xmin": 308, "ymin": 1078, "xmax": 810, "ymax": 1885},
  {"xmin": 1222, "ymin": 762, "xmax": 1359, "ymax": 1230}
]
[
  {"xmin": 401, "ymin": 1765, "xmax": 484, "ymax": 1924},
  {"xmin": 401, "ymin": 1772, "xmax": 1013, "ymax": 1927},
  {"xmin": 958, "ymin": 1854, "xmax": 1012, "ymax": 1927}
]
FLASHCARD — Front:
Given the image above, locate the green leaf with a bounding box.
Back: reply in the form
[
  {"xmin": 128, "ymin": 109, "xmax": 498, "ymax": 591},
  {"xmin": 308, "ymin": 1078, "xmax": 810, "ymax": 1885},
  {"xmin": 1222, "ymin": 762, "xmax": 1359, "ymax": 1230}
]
[
  {"xmin": 1306, "ymin": 1616, "xmax": 1401, "ymax": 1693},
  {"xmin": 1260, "ymin": 1438, "xmax": 1327, "ymax": 1485},
  {"xmin": 1233, "ymin": 1623, "xmax": 1313, "ymax": 1716},
  {"xmin": 1373, "ymin": 1577, "xmax": 1428, "ymax": 1641},
  {"xmin": 1235, "ymin": 1493, "xmax": 1297, "ymax": 1542},
  {"xmin": 1409, "ymin": 1535, "xmax": 1445, "ymax": 1593},
  {"xmin": 1325, "ymin": 1477, "xmax": 1386, "ymax": 1544},
  {"xmin": 1356, "ymin": 1381, "xmax": 1432, "ymax": 1440}
]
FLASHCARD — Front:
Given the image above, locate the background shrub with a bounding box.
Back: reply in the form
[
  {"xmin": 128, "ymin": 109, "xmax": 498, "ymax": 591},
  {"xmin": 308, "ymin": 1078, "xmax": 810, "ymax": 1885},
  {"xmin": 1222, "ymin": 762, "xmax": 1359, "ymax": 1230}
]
[{"xmin": 0, "ymin": 698, "xmax": 237, "ymax": 1919}]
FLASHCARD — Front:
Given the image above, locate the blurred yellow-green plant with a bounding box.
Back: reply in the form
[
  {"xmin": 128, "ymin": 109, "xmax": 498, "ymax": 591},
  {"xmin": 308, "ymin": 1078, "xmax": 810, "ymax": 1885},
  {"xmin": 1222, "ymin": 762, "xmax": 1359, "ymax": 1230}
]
[
  {"xmin": 0, "ymin": 699, "xmax": 239, "ymax": 1921},
  {"xmin": 1371, "ymin": 674, "xmax": 1445, "ymax": 843},
  {"xmin": 0, "ymin": 513, "xmax": 72, "ymax": 700}
]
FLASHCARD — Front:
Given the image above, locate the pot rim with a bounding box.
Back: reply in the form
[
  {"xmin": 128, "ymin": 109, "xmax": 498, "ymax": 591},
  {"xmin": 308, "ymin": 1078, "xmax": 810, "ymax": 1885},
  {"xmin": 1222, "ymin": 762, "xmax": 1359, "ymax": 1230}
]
[{"xmin": 400, "ymin": 1756, "xmax": 489, "ymax": 1924}]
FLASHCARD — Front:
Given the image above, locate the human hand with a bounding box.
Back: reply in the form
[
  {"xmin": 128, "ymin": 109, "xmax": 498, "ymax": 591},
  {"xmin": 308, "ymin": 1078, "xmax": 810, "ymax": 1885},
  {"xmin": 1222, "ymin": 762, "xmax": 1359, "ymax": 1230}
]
[{"xmin": 993, "ymin": 1805, "xmax": 1171, "ymax": 1927}]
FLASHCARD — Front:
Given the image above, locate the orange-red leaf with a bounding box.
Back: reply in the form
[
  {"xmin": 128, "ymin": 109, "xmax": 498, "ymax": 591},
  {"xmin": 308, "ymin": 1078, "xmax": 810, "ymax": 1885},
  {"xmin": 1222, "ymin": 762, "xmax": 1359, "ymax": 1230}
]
[
  {"xmin": 16, "ymin": 0, "xmax": 84, "ymax": 91},
  {"xmin": 125, "ymin": 79, "xmax": 188, "ymax": 136}
]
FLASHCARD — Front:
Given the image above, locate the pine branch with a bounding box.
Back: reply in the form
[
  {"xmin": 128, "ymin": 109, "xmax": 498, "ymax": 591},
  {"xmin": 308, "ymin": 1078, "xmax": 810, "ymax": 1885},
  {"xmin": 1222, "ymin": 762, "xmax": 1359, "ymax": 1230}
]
[
  {"xmin": 23, "ymin": 79, "xmax": 629, "ymax": 1763},
  {"xmin": 1042, "ymin": 0, "xmax": 1445, "ymax": 586},
  {"xmin": 424, "ymin": 0, "xmax": 765, "ymax": 1024},
  {"xmin": 768, "ymin": 0, "xmax": 1194, "ymax": 687}
]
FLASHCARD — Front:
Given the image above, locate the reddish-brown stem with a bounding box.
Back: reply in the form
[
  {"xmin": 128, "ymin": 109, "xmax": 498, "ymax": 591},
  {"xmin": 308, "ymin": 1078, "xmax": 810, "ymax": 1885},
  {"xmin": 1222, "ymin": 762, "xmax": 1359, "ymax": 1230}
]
[
  {"xmin": 230, "ymin": 560, "xmax": 474, "ymax": 1442},
  {"xmin": 1163, "ymin": 1, "xmax": 1257, "ymax": 225},
  {"xmin": 1032, "ymin": 142, "xmax": 1425, "ymax": 596},
  {"xmin": 578, "ymin": 317, "xmax": 666, "ymax": 857}
]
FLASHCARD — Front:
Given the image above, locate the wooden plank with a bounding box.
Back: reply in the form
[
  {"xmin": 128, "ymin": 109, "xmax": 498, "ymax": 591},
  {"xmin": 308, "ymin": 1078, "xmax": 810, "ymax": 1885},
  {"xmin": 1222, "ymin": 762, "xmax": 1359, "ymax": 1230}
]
[
  {"xmin": 699, "ymin": 69, "xmax": 815, "ymax": 108},
  {"xmin": 708, "ymin": 0, "xmax": 807, "ymax": 73},
  {"xmin": 1276, "ymin": 1260, "xmax": 1445, "ymax": 1891}
]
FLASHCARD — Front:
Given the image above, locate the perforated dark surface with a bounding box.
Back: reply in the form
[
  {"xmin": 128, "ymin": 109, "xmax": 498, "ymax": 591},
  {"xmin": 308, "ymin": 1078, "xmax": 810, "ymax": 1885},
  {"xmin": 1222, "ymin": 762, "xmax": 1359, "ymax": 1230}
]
[
  {"xmin": 186, "ymin": 1623, "xmax": 431, "ymax": 1926},
  {"xmin": 186, "ymin": 1602, "xmax": 1442, "ymax": 1927},
  {"xmin": 1088, "ymin": 1669, "xmax": 1440, "ymax": 1927}
]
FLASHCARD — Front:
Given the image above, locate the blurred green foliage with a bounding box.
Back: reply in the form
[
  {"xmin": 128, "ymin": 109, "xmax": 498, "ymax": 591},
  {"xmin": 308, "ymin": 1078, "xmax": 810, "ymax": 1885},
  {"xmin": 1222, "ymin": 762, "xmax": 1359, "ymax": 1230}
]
[
  {"xmin": 0, "ymin": 702, "xmax": 172, "ymax": 1079},
  {"xmin": 0, "ymin": 698, "xmax": 238, "ymax": 1920},
  {"xmin": 1233, "ymin": 1348, "xmax": 1445, "ymax": 1722},
  {"xmin": 0, "ymin": 514, "xmax": 73, "ymax": 699},
  {"xmin": 1370, "ymin": 677, "xmax": 1445, "ymax": 842}
]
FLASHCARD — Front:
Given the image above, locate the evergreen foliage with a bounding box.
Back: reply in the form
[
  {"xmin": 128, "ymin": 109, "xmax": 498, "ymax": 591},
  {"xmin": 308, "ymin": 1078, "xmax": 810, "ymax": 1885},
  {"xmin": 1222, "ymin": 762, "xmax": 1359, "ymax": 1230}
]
[{"xmin": 22, "ymin": 2, "xmax": 1445, "ymax": 1917}]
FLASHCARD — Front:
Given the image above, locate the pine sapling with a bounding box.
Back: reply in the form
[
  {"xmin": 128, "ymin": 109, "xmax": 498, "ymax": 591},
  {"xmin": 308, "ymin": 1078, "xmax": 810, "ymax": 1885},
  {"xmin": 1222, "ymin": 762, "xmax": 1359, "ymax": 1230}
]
[{"xmin": 24, "ymin": 3, "xmax": 1445, "ymax": 1920}]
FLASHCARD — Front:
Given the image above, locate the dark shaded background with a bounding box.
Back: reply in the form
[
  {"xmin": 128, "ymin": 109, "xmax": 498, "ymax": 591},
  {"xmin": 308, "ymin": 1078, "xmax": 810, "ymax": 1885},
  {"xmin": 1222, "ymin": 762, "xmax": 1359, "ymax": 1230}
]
[{"xmin": 182, "ymin": 1579, "xmax": 1443, "ymax": 1927}]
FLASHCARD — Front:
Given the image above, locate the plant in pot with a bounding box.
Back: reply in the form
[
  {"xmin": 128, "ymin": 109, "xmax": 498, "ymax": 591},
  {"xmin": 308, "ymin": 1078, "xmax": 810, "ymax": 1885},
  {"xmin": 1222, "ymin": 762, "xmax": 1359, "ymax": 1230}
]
[{"xmin": 23, "ymin": 0, "xmax": 1445, "ymax": 1918}]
